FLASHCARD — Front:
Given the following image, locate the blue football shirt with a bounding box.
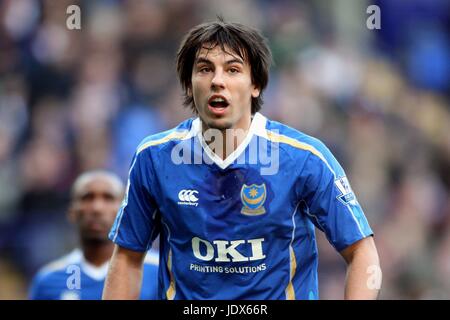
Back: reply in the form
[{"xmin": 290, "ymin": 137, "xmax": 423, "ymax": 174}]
[
  {"xmin": 109, "ymin": 112, "xmax": 373, "ymax": 300},
  {"xmin": 29, "ymin": 249, "xmax": 159, "ymax": 300}
]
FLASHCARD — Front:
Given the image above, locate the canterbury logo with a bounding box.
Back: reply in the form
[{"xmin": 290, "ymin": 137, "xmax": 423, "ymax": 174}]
[{"xmin": 178, "ymin": 189, "xmax": 199, "ymax": 207}]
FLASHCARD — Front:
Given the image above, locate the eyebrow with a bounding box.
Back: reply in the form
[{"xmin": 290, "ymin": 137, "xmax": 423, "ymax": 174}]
[
  {"xmin": 195, "ymin": 57, "xmax": 244, "ymax": 65},
  {"xmin": 77, "ymin": 190, "xmax": 118, "ymax": 199}
]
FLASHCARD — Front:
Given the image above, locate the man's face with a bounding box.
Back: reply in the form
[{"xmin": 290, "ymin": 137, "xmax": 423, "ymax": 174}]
[
  {"xmin": 191, "ymin": 44, "xmax": 260, "ymax": 131},
  {"xmin": 69, "ymin": 177, "xmax": 123, "ymax": 243}
]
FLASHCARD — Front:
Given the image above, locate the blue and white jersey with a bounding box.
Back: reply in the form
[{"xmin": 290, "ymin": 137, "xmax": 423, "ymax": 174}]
[
  {"xmin": 109, "ymin": 112, "xmax": 373, "ymax": 300},
  {"xmin": 29, "ymin": 249, "xmax": 159, "ymax": 300}
]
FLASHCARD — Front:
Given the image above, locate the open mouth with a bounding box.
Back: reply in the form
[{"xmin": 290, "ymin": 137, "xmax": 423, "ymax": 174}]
[{"xmin": 208, "ymin": 95, "xmax": 229, "ymax": 109}]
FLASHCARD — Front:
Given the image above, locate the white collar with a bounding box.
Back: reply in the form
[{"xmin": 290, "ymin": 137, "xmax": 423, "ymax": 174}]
[
  {"xmin": 79, "ymin": 251, "xmax": 110, "ymax": 281},
  {"xmin": 70, "ymin": 249, "xmax": 157, "ymax": 281},
  {"xmin": 187, "ymin": 112, "xmax": 267, "ymax": 169}
]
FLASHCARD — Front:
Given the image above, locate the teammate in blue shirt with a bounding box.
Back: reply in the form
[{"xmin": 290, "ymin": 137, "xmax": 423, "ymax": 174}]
[
  {"xmin": 29, "ymin": 170, "xmax": 158, "ymax": 300},
  {"xmin": 103, "ymin": 20, "xmax": 381, "ymax": 300}
]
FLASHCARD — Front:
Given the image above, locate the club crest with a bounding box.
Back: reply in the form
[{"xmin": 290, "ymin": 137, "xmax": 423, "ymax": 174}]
[{"xmin": 240, "ymin": 183, "xmax": 267, "ymax": 216}]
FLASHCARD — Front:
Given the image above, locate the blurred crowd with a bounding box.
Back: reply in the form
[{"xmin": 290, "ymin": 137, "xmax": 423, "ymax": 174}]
[{"xmin": 0, "ymin": 0, "xmax": 449, "ymax": 299}]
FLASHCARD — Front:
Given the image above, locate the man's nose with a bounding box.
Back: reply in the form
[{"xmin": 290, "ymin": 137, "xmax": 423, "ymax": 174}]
[
  {"xmin": 91, "ymin": 198, "xmax": 106, "ymax": 213},
  {"xmin": 211, "ymin": 69, "xmax": 225, "ymax": 90}
]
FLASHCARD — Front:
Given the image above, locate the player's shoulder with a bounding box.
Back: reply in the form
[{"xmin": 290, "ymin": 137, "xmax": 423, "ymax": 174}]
[
  {"xmin": 136, "ymin": 117, "xmax": 197, "ymax": 155},
  {"xmin": 33, "ymin": 249, "xmax": 82, "ymax": 286},
  {"xmin": 265, "ymin": 115, "xmax": 345, "ymax": 177},
  {"xmin": 265, "ymin": 116, "xmax": 333, "ymax": 160},
  {"xmin": 34, "ymin": 249, "xmax": 82, "ymax": 280}
]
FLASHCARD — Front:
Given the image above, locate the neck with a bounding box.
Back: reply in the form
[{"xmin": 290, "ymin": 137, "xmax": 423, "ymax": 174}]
[
  {"xmin": 202, "ymin": 116, "xmax": 253, "ymax": 160},
  {"xmin": 80, "ymin": 239, "xmax": 114, "ymax": 267}
]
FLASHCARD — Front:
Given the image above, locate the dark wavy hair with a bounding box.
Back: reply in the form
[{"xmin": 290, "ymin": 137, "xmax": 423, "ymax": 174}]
[{"xmin": 176, "ymin": 19, "xmax": 272, "ymax": 114}]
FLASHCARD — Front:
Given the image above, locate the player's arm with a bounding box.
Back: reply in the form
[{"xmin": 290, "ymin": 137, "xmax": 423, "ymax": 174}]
[
  {"xmin": 104, "ymin": 148, "xmax": 159, "ymax": 299},
  {"xmin": 340, "ymin": 236, "xmax": 381, "ymax": 300},
  {"xmin": 300, "ymin": 144, "xmax": 381, "ymax": 299},
  {"xmin": 103, "ymin": 245, "xmax": 146, "ymax": 300}
]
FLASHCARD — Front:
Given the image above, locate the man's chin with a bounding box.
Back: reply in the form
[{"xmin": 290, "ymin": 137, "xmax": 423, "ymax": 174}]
[
  {"xmin": 204, "ymin": 118, "xmax": 233, "ymax": 131},
  {"xmin": 82, "ymin": 234, "xmax": 110, "ymax": 245}
]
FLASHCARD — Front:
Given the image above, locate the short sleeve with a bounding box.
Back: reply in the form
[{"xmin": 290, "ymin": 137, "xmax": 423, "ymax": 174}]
[
  {"xmin": 109, "ymin": 149, "xmax": 160, "ymax": 252},
  {"xmin": 301, "ymin": 147, "xmax": 373, "ymax": 252}
]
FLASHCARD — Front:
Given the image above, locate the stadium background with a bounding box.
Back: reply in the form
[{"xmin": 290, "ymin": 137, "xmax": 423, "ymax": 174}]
[{"xmin": 0, "ymin": 0, "xmax": 449, "ymax": 299}]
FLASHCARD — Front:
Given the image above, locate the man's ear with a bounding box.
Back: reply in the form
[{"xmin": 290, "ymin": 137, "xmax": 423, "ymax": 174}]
[
  {"xmin": 187, "ymin": 85, "xmax": 192, "ymax": 97},
  {"xmin": 251, "ymin": 85, "xmax": 261, "ymax": 98},
  {"xmin": 67, "ymin": 205, "xmax": 76, "ymax": 224}
]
